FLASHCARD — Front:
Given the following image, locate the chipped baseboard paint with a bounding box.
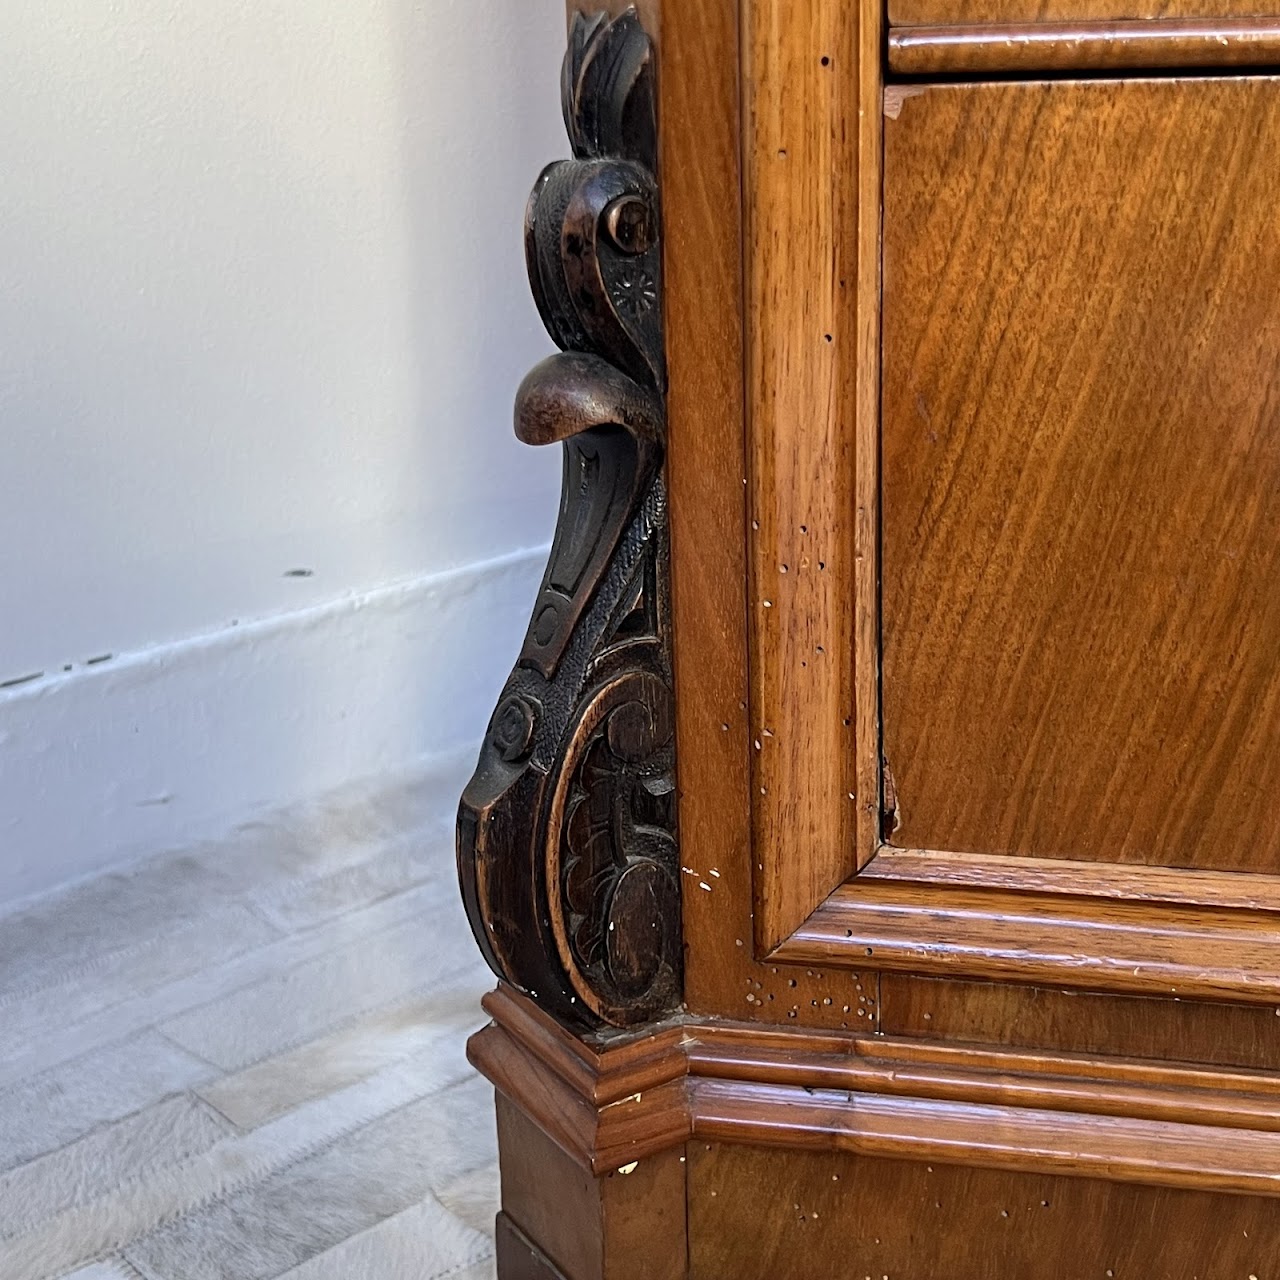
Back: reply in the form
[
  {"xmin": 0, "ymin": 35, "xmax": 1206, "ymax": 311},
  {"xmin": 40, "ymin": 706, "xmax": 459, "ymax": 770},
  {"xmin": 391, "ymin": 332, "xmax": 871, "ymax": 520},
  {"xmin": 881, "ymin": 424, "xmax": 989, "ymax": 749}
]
[{"xmin": 0, "ymin": 548, "xmax": 546, "ymax": 909}]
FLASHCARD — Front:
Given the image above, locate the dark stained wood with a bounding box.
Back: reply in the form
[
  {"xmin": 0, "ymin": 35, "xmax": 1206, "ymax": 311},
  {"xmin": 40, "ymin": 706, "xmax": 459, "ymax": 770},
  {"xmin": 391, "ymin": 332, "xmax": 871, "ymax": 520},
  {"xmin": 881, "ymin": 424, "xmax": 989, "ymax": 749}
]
[
  {"xmin": 498, "ymin": 1094, "xmax": 688, "ymax": 1280},
  {"xmin": 496, "ymin": 1215, "xmax": 573, "ymax": 1280},
  {"xmin": 889, "ymin": 17, "xmax": 1280, "ymax": 73},
  {"xmin": 882, "ymin": 77, "xmax": 1280, "ymax": 874},
  {"xmin": 688, "ymin": 1144, "xmax": 1280, "ymax": 1280},
  {"xmin": 891, "ymin": 0, "xmax": 1280, "ymax": 24},
  {"xmin": 882, "ymin": 975, "xmax": 1280, "ymax": 1071},
  {"xmin": 458, "ymin": 9, "xmax": 680, "ymax": 1030}
]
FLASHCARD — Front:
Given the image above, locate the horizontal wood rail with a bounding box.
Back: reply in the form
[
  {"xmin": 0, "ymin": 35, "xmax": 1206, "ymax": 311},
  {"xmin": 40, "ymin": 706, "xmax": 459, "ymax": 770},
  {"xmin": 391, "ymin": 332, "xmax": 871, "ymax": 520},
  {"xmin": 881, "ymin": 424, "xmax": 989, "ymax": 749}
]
[
  {"xmin": 470, "ymin": 985, "xmax": 1280, "ymax": 1195},
  {"xmin": 888, "ymin": 18, "xmax": 1280, "ymax": 75},
  {"xmin": 775, "ymin": 875, "xmax": 1280, "ymax": 1004},
  {"xmin": 863, "ymin": 847, "xmax": 1280, "ymax": 914}
]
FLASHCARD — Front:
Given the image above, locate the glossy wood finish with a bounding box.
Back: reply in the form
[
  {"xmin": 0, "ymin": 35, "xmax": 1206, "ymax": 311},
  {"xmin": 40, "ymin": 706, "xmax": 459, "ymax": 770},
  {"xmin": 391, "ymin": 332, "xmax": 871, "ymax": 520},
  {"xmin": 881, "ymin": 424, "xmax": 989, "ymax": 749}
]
[
  {"xmin": 658, "ymin": 0, "xmax": 880, "ymax": 1021},
  {"xmin": 889, "ymin": 17, "xmax": 1280, "ymax": 73},
  {"xmin": 744, "ymin": 0, "xmax": 883, "ymax": 950},
  {"xmin": 891, "ymin": 0, "xmax": 1280, "ymax": 24},
  {"xmin": 688, "ymin": 1145, "xmax": 1280, "ymax": 1280},
  {"xmin": 472, "ymin": 987, "xmax": 1280, "ymax": 1196},
  {"xmin": 780, "ymin": 876, "xmax": 1280, "ymax": 1003},
  {"xmin": 881, "ymin": 976, "xmax": 1280, "ymax": 1071},
  {"xmin": 882, "ymin": 76, "xmax": 1280, "ymax": 874}
]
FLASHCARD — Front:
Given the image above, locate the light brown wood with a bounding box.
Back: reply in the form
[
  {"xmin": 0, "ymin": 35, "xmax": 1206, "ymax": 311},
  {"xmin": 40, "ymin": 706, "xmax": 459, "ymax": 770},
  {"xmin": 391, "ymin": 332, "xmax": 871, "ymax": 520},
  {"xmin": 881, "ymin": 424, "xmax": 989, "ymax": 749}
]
[
  {"xmin": 866, "ymin": 846, "xmax": 1280, "ymax": 913},
  {"xmin": 688, "ymin": 1145, "xmax": 1280, "ymax": 1280},
  {"xmin": 889, "ymin": 17, "xmax": 1280, "ymax": 72},
  {"xmin": 779, "ymin": 877, "xmax": 1280, "ymax": 1003},
  {"xmin": 881, "ymin": 975, "xmax": 1280, "ymax": 1070},
  {"xmin": 659, "ymin": 0, "xmax": 880, "ymax": 1024},
  {"xmin": 891, "ymin": 0, "xmax": 1280, "ymax": 25},
  {"xmin": 472, "ymin": 987, "xmax": 1280, "ymax": 1195},
  {"xmin": 743, "ymin": 0, "xmax": 882, "ymax": 953},
  {"xmin": 882, "ymin": 76, "xmax": 1280, "ymax": 874}
]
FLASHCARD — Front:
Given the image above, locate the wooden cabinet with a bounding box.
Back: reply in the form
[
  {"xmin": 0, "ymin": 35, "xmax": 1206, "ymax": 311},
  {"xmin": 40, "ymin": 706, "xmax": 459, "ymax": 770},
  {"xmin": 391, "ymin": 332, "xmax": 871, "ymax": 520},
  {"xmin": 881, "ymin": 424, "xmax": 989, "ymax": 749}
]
[{"xmin": 456, "ymin": 3, "xmax": 1280, "ymax": 1276}]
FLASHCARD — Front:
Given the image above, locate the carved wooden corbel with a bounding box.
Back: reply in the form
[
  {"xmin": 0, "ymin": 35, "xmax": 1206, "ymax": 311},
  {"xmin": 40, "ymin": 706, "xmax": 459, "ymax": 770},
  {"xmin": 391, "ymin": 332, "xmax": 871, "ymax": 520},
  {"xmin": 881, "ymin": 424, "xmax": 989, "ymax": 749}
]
[{"xmin": 457, "ymin": 9, "xmax": 680, "ymax": 1031}]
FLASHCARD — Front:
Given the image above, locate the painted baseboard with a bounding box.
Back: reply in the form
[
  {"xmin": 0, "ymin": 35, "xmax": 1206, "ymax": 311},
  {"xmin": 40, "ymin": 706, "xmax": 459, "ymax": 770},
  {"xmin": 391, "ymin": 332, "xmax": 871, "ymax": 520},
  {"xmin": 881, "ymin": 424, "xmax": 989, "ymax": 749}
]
[{"xmin": 0, "ymin": 548, "xmax": 548, "ymax": 909}]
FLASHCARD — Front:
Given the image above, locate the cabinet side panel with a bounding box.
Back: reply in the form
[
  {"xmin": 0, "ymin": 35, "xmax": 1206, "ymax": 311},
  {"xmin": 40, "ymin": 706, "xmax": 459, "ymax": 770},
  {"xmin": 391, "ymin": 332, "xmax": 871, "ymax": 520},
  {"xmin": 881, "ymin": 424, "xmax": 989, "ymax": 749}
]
[{"xmin": 688, "ymin": 1144, "xmax": 1280, "ymax": 1279}]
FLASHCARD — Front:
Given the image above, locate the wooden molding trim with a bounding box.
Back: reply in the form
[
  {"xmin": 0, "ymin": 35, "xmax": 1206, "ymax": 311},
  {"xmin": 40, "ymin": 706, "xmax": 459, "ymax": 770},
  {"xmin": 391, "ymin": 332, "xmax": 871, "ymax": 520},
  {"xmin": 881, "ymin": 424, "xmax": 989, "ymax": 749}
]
[
  {"xmin": 776, "ymin": 870, "xmax": 1280, "ymax": 1005},
  {"xmin": 888, "ymin": 18, "xmax": 1280, "ymax": 75},
  {"xmin": 865, "ymin": 846, "xmax": 1280, "ymax": 915},
  {"xmin": 470, "ymin": 985, "xmax": 1280, "ymax": 1195},
  {"xmin": 456, "ymin": 8, "xmax": 682, "ymax": 1031},
  {"xmin": 743, "ymin": 0, "xmax": 884, "ymax": 954}
]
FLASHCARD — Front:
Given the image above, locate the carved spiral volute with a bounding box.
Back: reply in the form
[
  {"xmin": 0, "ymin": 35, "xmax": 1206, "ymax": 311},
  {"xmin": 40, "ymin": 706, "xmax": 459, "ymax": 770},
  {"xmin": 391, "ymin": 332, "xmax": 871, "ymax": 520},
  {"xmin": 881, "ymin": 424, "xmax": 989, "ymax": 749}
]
[{"xmin": 457, "ymin": 9, "xmax": 681, "ymax": 1031}]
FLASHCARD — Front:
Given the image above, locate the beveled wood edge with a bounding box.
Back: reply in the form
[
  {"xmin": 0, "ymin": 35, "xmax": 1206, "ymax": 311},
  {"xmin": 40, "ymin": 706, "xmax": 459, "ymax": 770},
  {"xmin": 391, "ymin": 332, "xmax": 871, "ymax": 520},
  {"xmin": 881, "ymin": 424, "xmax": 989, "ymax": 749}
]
[
  {"xmin": 867, "ymin": 845, "xmax": 1280, "ymax": 914},
  {"xmin": 888, "ymin": 18, "xmax": 1280, "ymax": 75},
  {"xmin": 470, "ymin": 985, "xmax": 1280, "ymax": 1194},
  {"xmin": 777, "ymin": 874, "xmax": 1280, "ymax": 1004}
]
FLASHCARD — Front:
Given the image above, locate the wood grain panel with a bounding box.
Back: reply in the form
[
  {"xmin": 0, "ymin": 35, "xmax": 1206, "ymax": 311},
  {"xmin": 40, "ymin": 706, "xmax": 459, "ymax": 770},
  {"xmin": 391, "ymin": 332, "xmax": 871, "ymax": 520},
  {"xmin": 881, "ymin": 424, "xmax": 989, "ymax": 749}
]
[
  {"xmin": 889, "ymin": 17, "xmax": 1280, "ymax": 73},
  {"xmin": 882, "ymin": 77, "xmax": 1280, "ymax": 873},
  {"xmin": 882, "ymin": 975, "xmax": 1280, "ymax": 1070},
  {"xmin": 689, "ymin": 1144, "xmax": 1280, "ymax": 1280},
  {"xmin": 744, "ymin": 0, "xmax": 882, "ymax": 950},
  {"xmin": 892, "ymin": 0, "xmax": 1280, "ymax": 25}
]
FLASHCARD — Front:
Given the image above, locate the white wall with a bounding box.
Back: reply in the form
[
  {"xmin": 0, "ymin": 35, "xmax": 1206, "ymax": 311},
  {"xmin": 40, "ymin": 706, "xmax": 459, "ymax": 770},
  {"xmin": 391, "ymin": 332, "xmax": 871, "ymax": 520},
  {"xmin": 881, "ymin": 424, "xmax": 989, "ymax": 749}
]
[{"xmin": 0, "ymin": 0, "xmax": 569, "ymax": 904}]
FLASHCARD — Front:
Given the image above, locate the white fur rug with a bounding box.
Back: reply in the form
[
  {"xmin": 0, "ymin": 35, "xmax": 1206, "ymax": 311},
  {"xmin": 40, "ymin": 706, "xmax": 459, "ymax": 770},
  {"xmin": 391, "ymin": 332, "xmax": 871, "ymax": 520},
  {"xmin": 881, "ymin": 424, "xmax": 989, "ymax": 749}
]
[{"xmin": 0, "ymin": 752, "xmax": 498, "ymax": 1280}]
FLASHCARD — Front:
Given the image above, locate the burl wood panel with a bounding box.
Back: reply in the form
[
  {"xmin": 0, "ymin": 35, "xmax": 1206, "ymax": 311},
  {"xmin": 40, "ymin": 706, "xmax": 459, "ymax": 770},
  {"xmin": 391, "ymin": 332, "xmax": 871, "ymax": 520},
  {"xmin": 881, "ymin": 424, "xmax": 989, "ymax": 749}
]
[
  {"xmin": 892, "ymin": 0, "xmax": 1280, "ymax": 25},
  {"xmin": 881, "ymin": 975, "xmax": 1280, "ymax": 1071},
  {"xmin": 882, "ymin": 77, "xmax": 1280, "ymax": 873},
  {"xmin": 689, "ymin": 1143, "xmax": 1280, "ymax": 1279}
]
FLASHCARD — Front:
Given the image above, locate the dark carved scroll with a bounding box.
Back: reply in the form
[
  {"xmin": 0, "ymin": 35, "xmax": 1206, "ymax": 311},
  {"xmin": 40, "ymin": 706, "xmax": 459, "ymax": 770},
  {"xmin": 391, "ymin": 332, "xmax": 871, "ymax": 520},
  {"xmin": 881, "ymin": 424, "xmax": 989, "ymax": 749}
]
[{"xmin": 457, "ymin": 9, "xmax": 680, "ymax": 1030}]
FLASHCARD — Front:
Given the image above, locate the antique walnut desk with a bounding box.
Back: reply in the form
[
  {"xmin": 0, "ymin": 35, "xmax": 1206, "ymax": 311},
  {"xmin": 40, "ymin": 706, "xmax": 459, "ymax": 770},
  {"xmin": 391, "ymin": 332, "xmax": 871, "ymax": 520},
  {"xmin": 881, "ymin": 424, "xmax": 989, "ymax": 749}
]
[{"xmin": 456, "ymin": 3, "xmax": 1280, "ymax": 1275}]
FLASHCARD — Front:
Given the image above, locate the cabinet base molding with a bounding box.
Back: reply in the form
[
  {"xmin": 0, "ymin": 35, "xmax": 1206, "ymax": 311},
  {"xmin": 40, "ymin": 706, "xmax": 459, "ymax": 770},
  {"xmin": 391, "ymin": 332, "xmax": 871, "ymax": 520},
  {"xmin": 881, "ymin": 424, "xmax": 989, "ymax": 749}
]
[{"xmin": 471, "ymin": 985, "xmax": 1280, "ymax": 1196}]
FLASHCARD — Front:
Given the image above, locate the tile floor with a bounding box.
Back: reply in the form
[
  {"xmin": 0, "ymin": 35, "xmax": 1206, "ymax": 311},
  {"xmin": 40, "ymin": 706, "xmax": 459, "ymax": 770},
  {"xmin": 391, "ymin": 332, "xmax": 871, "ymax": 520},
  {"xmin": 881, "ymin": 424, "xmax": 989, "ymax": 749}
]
[{"xmin": 0, "ymin": 750, "xmax": 499, "ymax": 1280}]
